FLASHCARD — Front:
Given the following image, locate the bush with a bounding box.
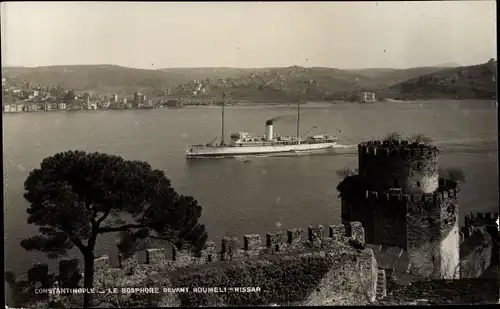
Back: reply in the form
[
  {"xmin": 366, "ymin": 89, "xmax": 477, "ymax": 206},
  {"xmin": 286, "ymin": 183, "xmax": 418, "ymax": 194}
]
[
  {"xmin": 383, "ymin": 132, "xmax": 403, "ymax": 143},
  {"xmin": 409, "ymin": 134, "xmax": 433, "ymax": 145},
  {"xmin": 439, "ymin": 167, "xmax": 466, "ymax": 183},
  {"xmin": 336, "ymin": 168, "xmax": 358, "ymax": 179}
]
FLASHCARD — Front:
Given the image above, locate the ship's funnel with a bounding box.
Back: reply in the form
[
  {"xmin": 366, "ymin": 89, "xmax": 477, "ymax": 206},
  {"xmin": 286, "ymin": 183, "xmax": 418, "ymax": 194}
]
[{"xmin": 266, "ymin": 120, "xmax": 274, "ymax": 141}]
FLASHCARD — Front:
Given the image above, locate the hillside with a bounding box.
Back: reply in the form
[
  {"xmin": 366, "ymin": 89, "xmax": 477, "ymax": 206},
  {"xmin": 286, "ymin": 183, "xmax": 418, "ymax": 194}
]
[
  {"xmin": 387, "ymin": 60, "xmax": 497, "ymax": 100},
  {"xmin": 1, "ymin": 64, "xmax": 463, "ymax": 101},
  {"xmin": 346, "ymin": 67, "xmax": 450, "ymax": 87},
  {"xmin": 156, "ymin": 67, "xmax": 272, "ymax": 81},
  {"xmin": 1, "ymin": 65, "xmax": 191, "ymax": 95},
  {"xmin": 167, "ymin": 66, "xmax": 361, "ymax": 102},
  {"xmin": 166, "ymin": 66, "xmax": 454, "ymax": 102}
]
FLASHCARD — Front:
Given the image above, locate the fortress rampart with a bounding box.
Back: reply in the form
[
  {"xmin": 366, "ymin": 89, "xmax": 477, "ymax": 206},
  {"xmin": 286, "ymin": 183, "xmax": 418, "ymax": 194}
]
[
  {"xmin": 93, "ymin": 221, "xmax": 365, "ymax": 271},
  {"xmin": 341, "ymin": 139, "xmax": 461, "ymax": 279},
  {"xmin": 459, "ymin": 223, "xmax": 495, "ymax": 278},
  {"xmin": 343, "ymin": 185, "xmax": 459, "ymax": 249},
  {"xmin": 464, "ymin": 212, "xmax": 499, "ymax": 228},
  {"xmin": 459, "ymin": 211, "xmax": 499, "ymax": 278},
  {"xmin": 6, "ymin": 222, "xmax": 386, "ymax": 307}
]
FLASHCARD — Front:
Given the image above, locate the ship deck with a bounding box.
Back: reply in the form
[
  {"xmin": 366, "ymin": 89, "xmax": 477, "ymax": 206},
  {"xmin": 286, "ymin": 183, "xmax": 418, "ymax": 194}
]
[{"xmin": 191, "ymin": 140, "xmax": 337, "ymax": 148}]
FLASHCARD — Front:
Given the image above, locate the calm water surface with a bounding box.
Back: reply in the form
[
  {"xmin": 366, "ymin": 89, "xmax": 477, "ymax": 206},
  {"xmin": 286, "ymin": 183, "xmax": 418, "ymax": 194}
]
[{"xmin": 3, "ymin": 100, "xmax": 498, "ymax": 274}]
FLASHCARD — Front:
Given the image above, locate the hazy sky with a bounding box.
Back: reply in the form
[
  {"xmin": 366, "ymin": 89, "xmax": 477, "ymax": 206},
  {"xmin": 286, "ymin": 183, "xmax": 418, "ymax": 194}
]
[{"xmin": 1, "ymin": 1, "xmax": 496, "ymax": 69}]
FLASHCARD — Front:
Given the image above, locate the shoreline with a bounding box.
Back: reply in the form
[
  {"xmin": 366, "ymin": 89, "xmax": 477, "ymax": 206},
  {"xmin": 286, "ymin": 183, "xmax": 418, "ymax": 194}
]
[{"xmin": 2, "ymin": 98, "xmax": 496, "ymax": 114}]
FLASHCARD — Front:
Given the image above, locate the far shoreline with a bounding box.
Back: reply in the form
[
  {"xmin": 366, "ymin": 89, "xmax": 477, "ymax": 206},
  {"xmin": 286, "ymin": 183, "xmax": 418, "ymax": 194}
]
[
  {"xmin": 193, "ymin": 98, "xmax": 496, "ymax": 107},
  {"xmin": 2, "ymin": 98, "xmax": 496, "ymax": 115}
]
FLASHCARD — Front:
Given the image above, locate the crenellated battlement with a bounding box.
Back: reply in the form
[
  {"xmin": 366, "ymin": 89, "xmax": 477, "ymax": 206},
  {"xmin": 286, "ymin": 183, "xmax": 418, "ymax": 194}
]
[
  {"xmin": 341, "ymin": 138, "xmax": 468, "ymax": 280},
  {"xmin": 5, "ymin": 222, "xmax": 366, "ymax": 289},
  {"xmin": 358, "ymin": 140, "xmax": 439, "ymax": 160},
  {"xmin": 357, "ymin": 139, "xmax": 440, "ymax": 194},
  {"xmin": 459, "ymin": 223, "xmax": 494, "ymax": 248},
  {"xmin": 108, "ymin": 222, "xmax": 365, "ymax": 268},
  {"xmin": 464, "ymin": 212, "xmax": 499, "ymax": 228},
  {"xmin": 364, "ymin": 186, "xmax": 459, "ymax": 203}
]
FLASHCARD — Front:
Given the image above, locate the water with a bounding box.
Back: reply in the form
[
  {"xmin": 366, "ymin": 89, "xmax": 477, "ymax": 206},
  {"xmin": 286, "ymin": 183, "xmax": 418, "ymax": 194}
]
[{"xmin": 3, "ymin": 100, "xmax": 498, "ymax": 275}]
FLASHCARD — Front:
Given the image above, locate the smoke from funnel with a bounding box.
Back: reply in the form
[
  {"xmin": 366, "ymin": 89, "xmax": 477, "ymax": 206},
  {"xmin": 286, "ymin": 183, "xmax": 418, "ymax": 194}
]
[{"xmin": 267, "ymin": 114, "xmax": 297, "ymax": 124}]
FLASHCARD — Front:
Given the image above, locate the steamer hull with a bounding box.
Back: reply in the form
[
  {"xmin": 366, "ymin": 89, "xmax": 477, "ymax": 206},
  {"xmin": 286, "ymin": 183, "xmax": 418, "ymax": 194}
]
[
  {"xmin": 185, "ymin": 98, "xmax": 339, "ymax": 159},
  {"xmin": 186, "ymin": 141, "xmax": 338, "ymax": 158}
]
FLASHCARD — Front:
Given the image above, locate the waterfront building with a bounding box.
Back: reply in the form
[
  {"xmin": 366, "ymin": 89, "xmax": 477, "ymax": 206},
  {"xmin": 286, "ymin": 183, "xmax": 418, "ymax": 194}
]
[
  {"xmin": 26, "ymin": 103, "xmax": 39, "ymax": 112},
  {"xmin": 112, "ymin": 101, "xmax": 124, "ymax": 109},
  {"xmin": 88, "ymin": 102, "xmax": 98, "ymax": 110},
  {"xmin": 58, "ymin": 102, "xmax": 67, "ymax": 110},
  {"xmin": 15, "ymin": 103, "xmax": 25, "ymax": 112},
  {"xmin": 98, "ymin": 101, "xmax": 111, "ymax": 109},
  {"xmin": 3, "ymin": 104, "xmax": 13, "ymax": 112},
  {"xmin": 360, "ymin": 92, "xmax": 376, "ymax": 103}
]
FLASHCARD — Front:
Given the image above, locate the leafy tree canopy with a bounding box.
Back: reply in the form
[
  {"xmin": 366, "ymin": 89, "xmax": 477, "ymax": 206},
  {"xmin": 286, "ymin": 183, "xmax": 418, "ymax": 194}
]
[
  {"xmin": 21, "ymin": 151, "xmax": 207, "ymax": 307},
  {"xmin": 22, "ymin": 150, "xmax": 208, "ymax": 258}
]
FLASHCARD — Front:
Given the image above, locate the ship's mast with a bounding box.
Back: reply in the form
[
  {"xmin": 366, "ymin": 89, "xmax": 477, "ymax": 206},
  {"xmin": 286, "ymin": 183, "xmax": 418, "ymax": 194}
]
[
  {"xmin": 221, "ymin": 92, "xmax": 225, "ymax": 146},
  {"xmin": 296, "ymin": 99, "xmax": 300, "ymax": 138}
]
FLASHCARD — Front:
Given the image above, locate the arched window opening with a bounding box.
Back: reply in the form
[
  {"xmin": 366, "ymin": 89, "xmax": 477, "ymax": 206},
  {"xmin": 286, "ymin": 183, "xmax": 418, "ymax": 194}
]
[{"xmin": 417, "ymin": 181, "xmax": 421, "ymax": 188}]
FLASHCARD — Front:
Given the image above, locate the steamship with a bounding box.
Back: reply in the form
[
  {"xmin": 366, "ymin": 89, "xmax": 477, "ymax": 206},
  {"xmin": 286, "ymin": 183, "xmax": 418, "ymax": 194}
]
[{"xmin": 185, "ymin": 96, "xmax": 338, "ymax": 159}]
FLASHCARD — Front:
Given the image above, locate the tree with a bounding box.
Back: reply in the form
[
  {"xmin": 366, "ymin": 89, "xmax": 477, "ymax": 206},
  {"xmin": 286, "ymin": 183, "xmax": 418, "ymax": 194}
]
[
  {"xmin": 409, "ymin": 134, "xmax": 432, "ymax": 145},
  {"xmin": 336, "ymin": 167, "xmax": 359, "ymax": 179},
  {"xmin": 63, "ymin": 90, "xmax": 76, "ymax": 104},
  {"xmin": 439, "ymin": 167, "xmax": 466, "ymax": 183},
  {"xmin": 21, "ymin": 151, "xmax": 208, "ymax": 308},
  {"xmin": 383, "ymin": 132, "xmax": 403, "ymax": 143}
]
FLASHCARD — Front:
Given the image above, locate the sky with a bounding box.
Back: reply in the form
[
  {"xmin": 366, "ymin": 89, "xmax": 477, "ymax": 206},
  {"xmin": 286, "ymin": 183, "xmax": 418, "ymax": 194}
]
[{"xmin": 1, "ymin": 1, "xmax": 497, "ymax": 69}]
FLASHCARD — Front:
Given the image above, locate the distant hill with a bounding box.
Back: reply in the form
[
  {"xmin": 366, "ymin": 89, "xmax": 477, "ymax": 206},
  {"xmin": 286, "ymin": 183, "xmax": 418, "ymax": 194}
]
[
  {"xmin": 167, "ymin": 66, "xmax": 451, "ymax": 102},
  {"xmin": 156, "ymin": 67, "xmax": 272, "ymax": 80},
  {"xmin": 387, "ymin": 60, "xmax": 497, "ymax": 100},
  {"xmin": 1, "ymin": 65, "xmax": 191, "ymax": 95},
  {"xmin": 431, "ymin": 62, "xmax": 462, "ymax": 68},
  {"xmin": 5, "ymin": 62, "xmax": 491, "ymax": 102},
  {"xmin": 344, "ymin": 67, "xmax": 451, "ymax": 88}
]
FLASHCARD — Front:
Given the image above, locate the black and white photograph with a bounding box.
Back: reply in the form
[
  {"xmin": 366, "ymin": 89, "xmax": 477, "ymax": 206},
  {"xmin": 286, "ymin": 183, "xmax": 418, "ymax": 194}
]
[{"xmin": 2, "ymin": 1, "xmax": 498, "ymax": 307}]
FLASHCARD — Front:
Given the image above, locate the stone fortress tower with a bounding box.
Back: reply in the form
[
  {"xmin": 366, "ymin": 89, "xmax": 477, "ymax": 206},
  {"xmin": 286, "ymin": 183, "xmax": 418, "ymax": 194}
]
[{"xmin": 338, "ymin": 139, "xmax": 461, "ymax": 279}]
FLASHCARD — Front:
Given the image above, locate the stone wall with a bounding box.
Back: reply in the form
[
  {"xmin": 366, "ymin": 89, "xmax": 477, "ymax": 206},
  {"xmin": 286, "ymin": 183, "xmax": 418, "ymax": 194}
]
[
  {"xmin": 358, "ymin": 140, "xmax": 439, "ymax": 193},
  {"xmin": 5, "ymin": 222, "xmax": 388, "ymax": 307},
  {"xmin": 344, "ymin": 185, "xmax": 460, "ymax": 251},
  {"xmin": 340, "ymin": 139, "xmax": 461, "ymax": 280},
  {"xmin": 459, "ymin": 212, "xmax": 498, "ymax": 278},
  {"xmin": 405, "ymin": 184, "xmax": 460, "ymax": 279}
]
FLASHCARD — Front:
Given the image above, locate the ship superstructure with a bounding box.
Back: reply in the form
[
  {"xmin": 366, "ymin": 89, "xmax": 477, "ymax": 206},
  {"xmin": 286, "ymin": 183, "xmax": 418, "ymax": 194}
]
[{"xmin": 186, "ymin": 96, "xmax": 338, "ymax": 158}]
